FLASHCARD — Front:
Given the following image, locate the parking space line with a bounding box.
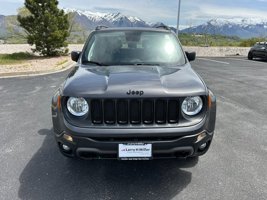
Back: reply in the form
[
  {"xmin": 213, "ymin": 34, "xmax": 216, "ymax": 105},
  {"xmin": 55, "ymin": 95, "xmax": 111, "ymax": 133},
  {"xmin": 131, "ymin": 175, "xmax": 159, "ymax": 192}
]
[
  {"xmin": 226, "ymin": 58, "xmax": 251, "ymax": 62},
  {"xmin": 226, "ymin": 57, "xmax": 262, "ymax": 62},
  {"xmin": 226, "ymin": 57, "xmax": 267, "ymax": 65},
  {"xmin": 197, "ymin": 58, "xmax": 230, "ymax": 65}
]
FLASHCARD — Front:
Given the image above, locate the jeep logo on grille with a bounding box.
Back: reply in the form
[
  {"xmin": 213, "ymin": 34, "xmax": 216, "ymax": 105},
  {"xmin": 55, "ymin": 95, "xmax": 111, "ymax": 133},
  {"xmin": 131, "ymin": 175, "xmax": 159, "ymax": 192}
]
[{"xmin": 126, "ymin": 90, "xmax": 144, "ymax": 96}]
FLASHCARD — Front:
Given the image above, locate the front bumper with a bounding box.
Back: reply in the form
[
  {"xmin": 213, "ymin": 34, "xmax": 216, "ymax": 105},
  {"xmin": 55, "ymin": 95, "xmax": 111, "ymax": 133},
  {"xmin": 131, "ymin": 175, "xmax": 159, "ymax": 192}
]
[
  {"xmin": 52, "ymin": 90, "xmax": 216, "ymax": 160},
  {"xmin": 55, "ymin": 129, "xmax": 213, "ymax": 159}
]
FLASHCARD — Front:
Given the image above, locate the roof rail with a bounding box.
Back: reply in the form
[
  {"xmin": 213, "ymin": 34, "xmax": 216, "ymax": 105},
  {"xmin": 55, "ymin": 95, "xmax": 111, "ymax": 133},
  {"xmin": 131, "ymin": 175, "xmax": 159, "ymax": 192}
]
[
  {"xmin": 95, "ymin": 25, "xmax": 109, "ymax": 31},
  {"xmin": 155, "ymin": 25, "xmax": 171, "ymax": 31}
]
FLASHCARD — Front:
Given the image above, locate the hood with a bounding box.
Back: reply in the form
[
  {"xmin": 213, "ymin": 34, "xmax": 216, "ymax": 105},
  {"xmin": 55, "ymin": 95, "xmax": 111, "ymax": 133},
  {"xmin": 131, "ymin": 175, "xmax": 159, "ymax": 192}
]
[{"xmin": 62, "ymin": 63, "xmax": 207, "ymax": 98}]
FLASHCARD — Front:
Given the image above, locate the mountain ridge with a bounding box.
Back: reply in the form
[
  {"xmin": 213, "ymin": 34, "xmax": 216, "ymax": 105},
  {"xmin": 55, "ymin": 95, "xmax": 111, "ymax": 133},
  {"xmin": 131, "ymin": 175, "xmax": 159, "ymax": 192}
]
[
  {"xmin": 182, "ymin": 18, "xmax": 267, "ymax": 38},
  {"xmin": 63, "ymin": 8, "xmax": 151, "ymax": 30},
  {"xmin": 1, "ymin": 8, "xmax": 267, "ymax": 43}
]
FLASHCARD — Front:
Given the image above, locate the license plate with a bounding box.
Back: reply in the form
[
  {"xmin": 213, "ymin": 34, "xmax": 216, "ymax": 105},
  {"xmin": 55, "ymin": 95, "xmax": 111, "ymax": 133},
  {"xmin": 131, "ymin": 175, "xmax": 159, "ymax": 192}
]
[{"xmin": 118, "ymin": 143, "xmax": 152, "ymax": 160}]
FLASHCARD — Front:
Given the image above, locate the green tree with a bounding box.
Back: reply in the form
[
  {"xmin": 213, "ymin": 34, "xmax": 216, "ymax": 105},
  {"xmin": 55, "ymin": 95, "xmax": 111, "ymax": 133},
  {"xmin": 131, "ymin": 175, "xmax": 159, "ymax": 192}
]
[
  {"xmin": 239, "ymin": 37, "xmax": 267, "ymax": 47},
  {"xmin": 17, "ymin": 0, "xmax": 69, "ymax": 56}
]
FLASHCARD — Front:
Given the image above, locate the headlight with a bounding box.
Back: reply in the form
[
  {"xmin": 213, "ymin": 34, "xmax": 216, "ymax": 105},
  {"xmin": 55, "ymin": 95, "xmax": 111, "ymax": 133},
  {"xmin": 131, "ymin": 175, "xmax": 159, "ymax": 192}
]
[
  {"xmin": 182, "ymin": 96, "xmax": 203, "ymax": 116},
  {"xmin": 67, "ymin": 97, "xmax": 89, "ymax": 117}
]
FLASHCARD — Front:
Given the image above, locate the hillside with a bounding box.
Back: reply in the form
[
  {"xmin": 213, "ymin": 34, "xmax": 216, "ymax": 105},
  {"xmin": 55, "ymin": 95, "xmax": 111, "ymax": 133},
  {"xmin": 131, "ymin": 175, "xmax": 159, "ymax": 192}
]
[
  {"xmin": 0, "ymin": 14, "xmax": 26, "ymax": 43},
  {"xmin": 1, "ymin": 9, "xmax": 267, "ymax": 44},
  {"xmin": 64, "ymin": 8, "xmax": 150, "ymax": 29},
  {"xmin": 179, "ymin": 33, "xmax": 242, "ymax": 47},
  {"xmin": 0, "ymin": 9, "xmax": 153, "ymax": 43},
  {"xmin": 182, "ymin": 18, "xmax": 267, "ymax": 39}
]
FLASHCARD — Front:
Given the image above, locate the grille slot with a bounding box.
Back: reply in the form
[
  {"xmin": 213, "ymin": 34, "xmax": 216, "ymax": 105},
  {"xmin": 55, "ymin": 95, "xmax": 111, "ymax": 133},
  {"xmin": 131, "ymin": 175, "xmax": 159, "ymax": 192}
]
[
  {"xmin": 155, "ymin": 100, "xmax": 167, "ymax": 124},
  {"xmin": 130, "ymin": 100, "xmax": 141, "ymax": 124},
  {"xmin": 104, "ymin": 100, "xmax": 116, "ymax": 124},
  {"xmin": 117, "ymin": 100, "xmax": 128, "ymax": 124},
  {"xmin": 90, "ymin": 99, "xmax": 179, "ymax": 126},
  {"xmin": 142, "ymin": 100, "xmax": 154, "ymax": 124},
  {"xmin": 168, "ymin": 100, "xmax": 179, "ymax": 123},
  {"xmin": 91, "ymin": 100, "xmax": 103, "ymax": 124}
]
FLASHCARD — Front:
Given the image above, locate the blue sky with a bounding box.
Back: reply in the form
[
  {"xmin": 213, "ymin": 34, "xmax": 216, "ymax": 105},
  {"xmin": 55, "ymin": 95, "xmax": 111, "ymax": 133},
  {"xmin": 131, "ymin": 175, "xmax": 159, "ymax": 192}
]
[{"xmin": 0, "ymin": 0, "xmax": 267, "ymax": 27}]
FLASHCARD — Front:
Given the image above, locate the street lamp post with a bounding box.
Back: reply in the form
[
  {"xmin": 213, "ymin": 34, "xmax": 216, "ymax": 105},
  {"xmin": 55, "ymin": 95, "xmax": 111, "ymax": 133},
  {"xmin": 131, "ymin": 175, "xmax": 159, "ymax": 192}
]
[{"xmin": 176, "ymin": 0, "xmax": 181, "ymax": 36}]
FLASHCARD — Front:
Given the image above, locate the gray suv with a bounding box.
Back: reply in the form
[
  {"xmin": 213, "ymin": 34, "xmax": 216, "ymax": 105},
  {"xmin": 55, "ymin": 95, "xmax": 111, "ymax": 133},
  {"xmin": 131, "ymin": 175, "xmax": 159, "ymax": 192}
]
[
  {"xmin": 248, "ymin": 42, "xmax": 267, "ymax": 61},
  {"xmin": 51, "ymin": 26, "xmax": 216, "ymax": 160}
]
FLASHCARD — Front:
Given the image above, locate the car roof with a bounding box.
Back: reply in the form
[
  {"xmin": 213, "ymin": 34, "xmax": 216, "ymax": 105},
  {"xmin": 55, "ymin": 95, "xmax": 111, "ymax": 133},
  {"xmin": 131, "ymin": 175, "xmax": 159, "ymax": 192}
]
[{"xmin": 94, "ymin": 26, "xmax": 173, "ymax": 33}]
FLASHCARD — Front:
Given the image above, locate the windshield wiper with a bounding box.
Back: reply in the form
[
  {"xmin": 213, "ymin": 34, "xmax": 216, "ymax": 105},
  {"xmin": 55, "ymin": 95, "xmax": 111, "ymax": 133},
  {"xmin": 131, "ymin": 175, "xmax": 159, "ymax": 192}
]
[
  {"xmin": 82, "ymin": 60, "xmax": 108, "ymax": 66},
  {"xmin": 135, "ymin": 63, "xmax": 160, "ymax": 66}
]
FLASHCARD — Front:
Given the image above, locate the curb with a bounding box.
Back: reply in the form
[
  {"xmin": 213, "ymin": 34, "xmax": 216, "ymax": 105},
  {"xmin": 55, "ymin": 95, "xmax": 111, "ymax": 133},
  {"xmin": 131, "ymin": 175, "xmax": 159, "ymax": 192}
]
[{"xmin": 0, "ymin": 61, "xmax": 74, "ymax": 79}]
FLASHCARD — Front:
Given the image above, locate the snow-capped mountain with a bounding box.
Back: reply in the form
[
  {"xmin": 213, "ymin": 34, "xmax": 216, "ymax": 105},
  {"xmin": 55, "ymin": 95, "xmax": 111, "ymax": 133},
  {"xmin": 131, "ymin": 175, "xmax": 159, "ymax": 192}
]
[
  {"xmin": 182, "ymin": 18, "xmax": 267, "ymax": 38},
  {"xmin": 2, "ymin": 8, "xmax": 267, "ymax": 43},
  {"xmin": 63, "ymin": 8, "xmax": 150, "ymax": 30}
]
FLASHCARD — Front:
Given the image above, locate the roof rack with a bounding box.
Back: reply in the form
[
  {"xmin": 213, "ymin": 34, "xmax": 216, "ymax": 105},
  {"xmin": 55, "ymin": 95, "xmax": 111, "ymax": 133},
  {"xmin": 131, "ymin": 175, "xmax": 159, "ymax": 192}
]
[
  {"xmin": 95, "ymin": 25, "xmax": 109, "ymax": 31},
  {"xmin": 155, "ymin": 25, "xmax": 171, "ymax": 31}
]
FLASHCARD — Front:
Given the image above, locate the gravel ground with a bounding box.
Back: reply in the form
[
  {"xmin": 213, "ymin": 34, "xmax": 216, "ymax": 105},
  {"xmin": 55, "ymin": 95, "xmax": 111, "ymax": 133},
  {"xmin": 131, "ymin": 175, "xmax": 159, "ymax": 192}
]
[
  {"xmin": 0, "ymin": 45, "xmax": 78, "ymax": 75},
  {"xmin": 0, "ymin": 56, "xmax": 74, "ymax": 76},
  {"xmin": 185, "ymin": 46, "xmax": 250, "ymax": 57}
]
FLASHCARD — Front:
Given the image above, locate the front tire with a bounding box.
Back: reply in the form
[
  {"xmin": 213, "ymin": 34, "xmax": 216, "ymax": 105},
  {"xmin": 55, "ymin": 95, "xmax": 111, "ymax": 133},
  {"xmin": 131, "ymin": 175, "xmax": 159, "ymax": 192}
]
[{"xmin": 248, "ymin": 52, "xmax": 253, "ymax": 60}]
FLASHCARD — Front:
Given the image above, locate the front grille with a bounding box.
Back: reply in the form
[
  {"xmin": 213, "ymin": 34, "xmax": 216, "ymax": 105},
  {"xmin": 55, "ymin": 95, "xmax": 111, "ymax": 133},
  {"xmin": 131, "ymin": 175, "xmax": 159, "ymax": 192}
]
[{"xmin": 90, "ymin": 99, "xmax": 180, "ymax": 125}]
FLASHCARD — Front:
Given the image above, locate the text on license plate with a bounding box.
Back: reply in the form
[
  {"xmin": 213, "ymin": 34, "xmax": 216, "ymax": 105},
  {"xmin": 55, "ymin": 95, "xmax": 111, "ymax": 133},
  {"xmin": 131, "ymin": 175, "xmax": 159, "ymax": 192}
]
[{"xmin": 118, "ymin": 143, "xmax": 152, "ymax": 159}]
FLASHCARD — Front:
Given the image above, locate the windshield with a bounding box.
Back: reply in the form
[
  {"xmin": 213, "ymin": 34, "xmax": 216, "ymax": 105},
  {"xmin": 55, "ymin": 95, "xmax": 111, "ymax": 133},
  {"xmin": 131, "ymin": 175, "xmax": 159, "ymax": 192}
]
[{"xmin": 82, "ymin": 30, "xmax": 186, "ymax": 66}]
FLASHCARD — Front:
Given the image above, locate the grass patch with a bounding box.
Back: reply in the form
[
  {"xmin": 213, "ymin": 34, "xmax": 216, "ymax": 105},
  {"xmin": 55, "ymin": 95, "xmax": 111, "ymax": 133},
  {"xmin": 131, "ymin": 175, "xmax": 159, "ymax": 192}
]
[
  {"xmin": 179, "ymin": 33, "xmax": 242, "ymax": 47},
  {"xmin": 56, "ymin": 59, "xmax": 68, "ymax": 67},
  {"xmin": 179, "ymin": 33, "xmax": 267, "ymax": 47},
  {"xmin": 0, "ymin": 52, "xmax": 37, "ymax": 65}
]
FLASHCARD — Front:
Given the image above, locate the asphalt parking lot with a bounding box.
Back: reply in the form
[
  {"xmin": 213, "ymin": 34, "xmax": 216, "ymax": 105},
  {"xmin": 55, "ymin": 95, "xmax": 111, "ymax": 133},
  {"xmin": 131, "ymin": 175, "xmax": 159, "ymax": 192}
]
[{"xmin": 0, "ymin": 57, "xmax": 266, "ymax": 200}]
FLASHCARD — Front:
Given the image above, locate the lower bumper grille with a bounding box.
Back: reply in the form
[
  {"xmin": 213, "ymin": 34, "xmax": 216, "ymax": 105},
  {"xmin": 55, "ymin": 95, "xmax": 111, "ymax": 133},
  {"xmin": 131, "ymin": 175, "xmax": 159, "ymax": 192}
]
[{"xmin": 90, "ymin": 99, "xmax": 180, "ymax": 125}]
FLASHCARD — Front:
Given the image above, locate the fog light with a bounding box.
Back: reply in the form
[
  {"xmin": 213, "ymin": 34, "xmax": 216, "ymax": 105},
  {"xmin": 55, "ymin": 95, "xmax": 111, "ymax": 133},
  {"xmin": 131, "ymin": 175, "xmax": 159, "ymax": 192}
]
[
  {"xmin": 199, "ymin": 143, "xmax": 207, "ymax": 150},
  {"xmin": 62, "ymin": 144, "xmax": 71, "ymax": 151},
  {"xmin": 63, "ymin": 134, "xmax": 73, "ymax": 142},
  {"xmin": 196, "ymin": 132, "xmax": 207, "ymax": 143}
]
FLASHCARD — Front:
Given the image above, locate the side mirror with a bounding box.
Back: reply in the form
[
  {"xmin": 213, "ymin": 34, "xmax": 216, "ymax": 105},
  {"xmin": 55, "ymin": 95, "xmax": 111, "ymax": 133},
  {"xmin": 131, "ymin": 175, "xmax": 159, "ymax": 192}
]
[
  {"xmin": 185, "ymin": 51, "xmax": 196, "ymax": 62},
  {"xmin": 71, "ymin": 51, "xmax": 81, "ymax": 62}
]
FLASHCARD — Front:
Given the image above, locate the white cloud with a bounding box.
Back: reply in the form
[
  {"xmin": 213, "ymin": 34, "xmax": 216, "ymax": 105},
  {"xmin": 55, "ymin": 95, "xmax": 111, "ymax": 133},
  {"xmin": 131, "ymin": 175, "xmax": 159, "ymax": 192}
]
[
  {"xmin": 1, "ymin": 0, "xmax": 267, "ymax": 26},
  {"xmin": 0, "ymin": 0, "xmax": 24, "ymax": 2},
  {"xmin": 181, "ymin": 3, "xmax": 267, "ymax": 25}
]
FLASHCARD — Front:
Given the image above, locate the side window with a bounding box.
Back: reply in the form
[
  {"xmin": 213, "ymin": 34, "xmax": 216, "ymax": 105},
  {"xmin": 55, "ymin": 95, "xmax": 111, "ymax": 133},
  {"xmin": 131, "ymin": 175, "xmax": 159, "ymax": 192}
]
[
  {"xmin": 83, "ymin": 35, "xmax": 96, "ymax": 61},
  {"xmin": 254, "ymin": 44, "xmax": 264, "ymax": 49},
  {"xmin": 259, "ymin": 44, "xmax": 264, "ymax": 49},
  {"xmin": 88, "ymin": 39, "xmax": 96, "ymax": 60}
]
